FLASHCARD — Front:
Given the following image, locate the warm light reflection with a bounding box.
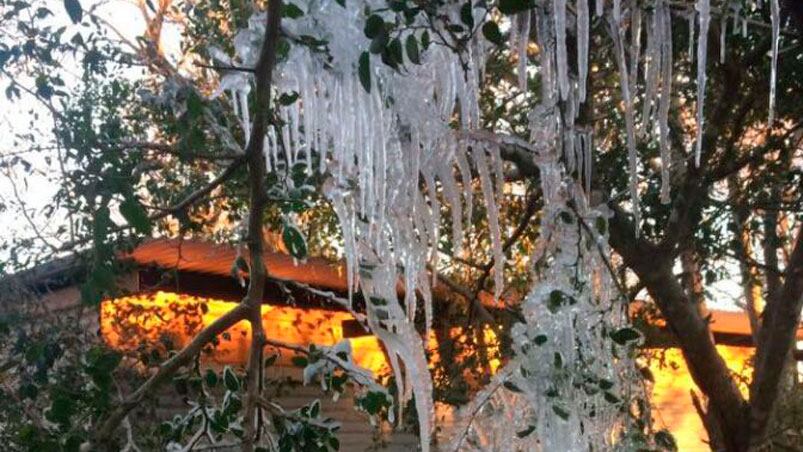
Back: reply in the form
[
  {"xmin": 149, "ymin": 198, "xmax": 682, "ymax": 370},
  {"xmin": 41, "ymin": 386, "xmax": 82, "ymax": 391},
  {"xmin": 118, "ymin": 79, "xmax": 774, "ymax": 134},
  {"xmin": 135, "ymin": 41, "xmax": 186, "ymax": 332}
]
[
  {"xmin": 101, "ymin": 291, "xmax": 388, "ymax": 373},
  {"xmin": 101, "ymin": 292, "xmax": 763, "ymax": 448},
  {"xmin": 648, "ymin": 346, "xmax": 753, "ymax": 451},
  {"xmin": 100, "ymin": 291, "xmax": 500, "ymax": 378}
]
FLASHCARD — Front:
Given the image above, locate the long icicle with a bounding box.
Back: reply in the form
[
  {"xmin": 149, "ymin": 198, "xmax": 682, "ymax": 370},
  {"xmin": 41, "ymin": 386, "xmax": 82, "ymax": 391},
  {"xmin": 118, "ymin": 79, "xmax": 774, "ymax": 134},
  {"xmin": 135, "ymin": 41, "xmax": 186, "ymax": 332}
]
[
  {"xmin": 769, "ymin": 0, "xmax": 780, "ymax": 125},
  {"xmin": 609, "ymin": 9, "xmax": 640, "ymax": 235},
  {"xmin": 658, "ymin": 0, "xmax": 673, "ymax": 205},
  {"xmin": 577, "ymin": 0, "xmax": 590, "ymax": 102},
  {"xmin": 694, "ymin": 0, "xmax": 710, "ymax": 167}
]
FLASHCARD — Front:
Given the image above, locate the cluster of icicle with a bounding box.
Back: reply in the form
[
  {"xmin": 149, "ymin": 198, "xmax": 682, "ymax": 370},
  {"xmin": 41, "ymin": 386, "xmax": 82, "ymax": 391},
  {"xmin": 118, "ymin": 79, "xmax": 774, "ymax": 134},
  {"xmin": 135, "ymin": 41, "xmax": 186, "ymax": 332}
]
[
  {"xmin": 221, "ymin": 2, "xmax": 508, "ymax": 450},
  {"xmin": 214, "ymin": 0, "xmax": 784, "ymax": 450}
]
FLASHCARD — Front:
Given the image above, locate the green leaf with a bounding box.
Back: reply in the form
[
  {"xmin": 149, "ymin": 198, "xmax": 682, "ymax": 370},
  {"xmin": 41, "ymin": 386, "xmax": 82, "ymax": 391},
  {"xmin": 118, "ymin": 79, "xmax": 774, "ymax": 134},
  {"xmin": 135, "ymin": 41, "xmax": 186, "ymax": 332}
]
[
  {"xmin": 655, "ymin": 429, "xmax": 678, "ymax": 451},
  {"xmin": 534, "ymin": 334, "xmax": 547, "ymax": 346},
  {"xmin": 516, "ymin": 425, "xmax": 536, "ymax": 438},
  {"xmin": 421, "ymin": 30, "xmax": 431, "ymax": 50},
  {"xmin": 282, "ymin": 223, "xmax": 308, "ymax": 260},
  {"xmin": 358, "ymin": 51, "xmax": 371, "ymax": 93},
  {"xmin": 282, "ymin": 3, "xmax": 304, "ymax": 18},
  {"xmin": 120, "ymin": 196, "xmax": 152, "ymax": 235},
  {"xmin": 278, "ymin": 91, "xmax": 299, "ymax": 105},
  {"xmin": 547, "ymin": 290, "xmax": 575, "ymax": 313},
  {"xmin": 598, "ymin": 379, "xmax": 614, "ymax": 390},
  {"xmin": 552, "ymin": 404, "xmax": 570, "ymax": 421},
  {"xmin": 603, "ymin": 391, "xmax": 621, "ymax": 404},
  {"xmin": 292, "ymin": 356, "xmax": 308, "ymax": 367},
  {"xmin": 388, "ymin": 38, "xmax": 403, "ymax": 65},
  {"xmin": 369, "ymin": 296, "xmax": 387, "ymax": 306},
  {"xmin": 595, "ymin": 216, "xmax": 607, "ymax": 235},
  {"xmin": 498, "ymin": 0, "xmax": 534, "ymax": 15},
  {"xmin": 482, "ymin": 21, "xmax": 505, "ymax": 46},
  {"xmin": 46, "ymin": 394, "xmax": 75, "ymax": 426},
  {"xmin": 223, "ymin": 366, "xmax": 240, "ymax": 391},
  {"xmin": 63, "ymin": 0, "xmax": 82, "ymax": 23},
  {"xmin": 364, "ymin": 15, "xmax": 384, "ymax": 39},
  {"xmin": 460, "ymin": 2, "xmax": 474, "ymax": 29},
  {"xmin": 205, "ymin": 369, "xmax": 218, "ymax": 387},
  {"xmin": 405, "ymin": 34, "xmax": 420, "ymax": 64},
  {"xmin": 610, "ymin": 327, "xmax": 641, "ymax": 345},
  {"xmin": 335, "ymin": 0, "xmax": 345, "ymax": 7}
]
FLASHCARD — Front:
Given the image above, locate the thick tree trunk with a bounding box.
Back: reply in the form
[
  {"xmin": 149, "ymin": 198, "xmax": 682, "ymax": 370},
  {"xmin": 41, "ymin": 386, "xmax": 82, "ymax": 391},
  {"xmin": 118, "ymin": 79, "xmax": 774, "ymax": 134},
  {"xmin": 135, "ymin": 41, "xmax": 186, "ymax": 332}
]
[{"xmin": 609, "ymin": 207, "xmax": 749, "ymax": 450}]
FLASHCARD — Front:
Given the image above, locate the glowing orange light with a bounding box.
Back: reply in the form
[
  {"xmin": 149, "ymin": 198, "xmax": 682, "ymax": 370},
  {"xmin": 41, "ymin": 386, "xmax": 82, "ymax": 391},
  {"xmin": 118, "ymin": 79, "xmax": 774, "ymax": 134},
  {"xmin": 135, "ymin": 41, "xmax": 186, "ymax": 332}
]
[
  {"xmin": 100, "ymin": 291, "xmax": 389, "ymax": 373},
  {"xmin": 648, "ymin": 346, "xmax": 753, "ymax": 451},
  {"xmin": 100, "ymin": 291, "xmax": 501, "ymax": 379}
]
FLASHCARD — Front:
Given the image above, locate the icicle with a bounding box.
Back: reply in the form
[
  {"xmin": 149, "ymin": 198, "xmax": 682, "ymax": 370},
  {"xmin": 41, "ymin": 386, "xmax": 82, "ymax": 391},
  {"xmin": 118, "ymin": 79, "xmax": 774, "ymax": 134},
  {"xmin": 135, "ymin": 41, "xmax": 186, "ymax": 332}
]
[
  {"xmin": 719, "ymin": 17, "xmax": 727, "ymax": 64},
  {"xmin": 517, "ymin": 12, "xmax": 531, "ymax": 93},
  {"xmin": 769, "ymin": 0, "xmax": 779, "ymax": 126},
  {"xmin": 471, "ymin": 146, "xmax": 505, "ymax": 299},
  {"xmin": 577, "ymin": 0, "xmax": 590, "ymax": 102},
  {"xmin": 658, "ymin": 1, "xmax": 673, "ymax": 204},
  {"xmin": 641, "ymin": 7, "xmax": 661, "ymax": 138},
  {"xmin": 694, "ymin": 0, "xmax": 710, "ymax": 168},
  {"xmin": 688, "ymin": 11, "xmax": 695, "ymax": 64},
  {"xmin": 595, "ymin": 0, "xmax": 603, "ymax": 17},
  {"xmin": 629, "ymin": 6, "xmax": 642, "ymax": 92},
  {"xmin": 609, "ymin": 14, "xmax": 640, "ymax": 234},
  {"xmin": 554, "ymin": 0, "xmax": 570, "ymax": 100}
]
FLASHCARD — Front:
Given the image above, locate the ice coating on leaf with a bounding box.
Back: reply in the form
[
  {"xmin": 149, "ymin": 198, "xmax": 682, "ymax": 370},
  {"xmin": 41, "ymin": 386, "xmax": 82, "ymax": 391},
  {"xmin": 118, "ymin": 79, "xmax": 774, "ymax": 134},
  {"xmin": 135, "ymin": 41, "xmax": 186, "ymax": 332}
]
[{"xmin": 694, "ymin": 0, "xmax": 710, "ymax": 167}]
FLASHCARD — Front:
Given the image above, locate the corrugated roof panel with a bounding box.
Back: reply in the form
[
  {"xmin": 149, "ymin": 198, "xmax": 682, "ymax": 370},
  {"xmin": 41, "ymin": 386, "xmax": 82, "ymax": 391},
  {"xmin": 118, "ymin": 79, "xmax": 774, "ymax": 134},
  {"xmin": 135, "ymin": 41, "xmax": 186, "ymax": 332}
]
[{"xmin": 127, "ymin": 239, "xmax": 348, "ymax": 292}]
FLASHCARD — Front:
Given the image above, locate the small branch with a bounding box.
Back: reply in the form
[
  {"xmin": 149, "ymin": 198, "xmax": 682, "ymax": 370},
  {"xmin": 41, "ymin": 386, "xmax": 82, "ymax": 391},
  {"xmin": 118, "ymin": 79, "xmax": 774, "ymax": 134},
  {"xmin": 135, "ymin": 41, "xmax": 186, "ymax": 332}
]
[{"xmin": 88, "ymin": 303, "xmax": 250, "ymax": 448}]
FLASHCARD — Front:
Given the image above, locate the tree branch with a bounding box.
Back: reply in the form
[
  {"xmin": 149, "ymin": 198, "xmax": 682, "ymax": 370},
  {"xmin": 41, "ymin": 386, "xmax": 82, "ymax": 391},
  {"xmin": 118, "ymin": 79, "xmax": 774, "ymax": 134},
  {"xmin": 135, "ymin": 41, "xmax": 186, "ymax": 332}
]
[
  {"xmin": 749, "ymin": 225, "xmax": 803, "ymax": 445},
  {"xmin": 87, "ymin": 303, "xmax": 250, "ymax": 449},
  {"xmin": 240, "ymin": 1, "xmax": 283, "ymax": 450}
]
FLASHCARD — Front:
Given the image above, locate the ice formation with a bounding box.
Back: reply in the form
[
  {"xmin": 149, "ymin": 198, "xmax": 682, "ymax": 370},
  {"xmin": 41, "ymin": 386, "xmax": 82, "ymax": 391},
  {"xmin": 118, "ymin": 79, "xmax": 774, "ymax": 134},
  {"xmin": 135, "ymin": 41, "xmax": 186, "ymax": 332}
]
[
  {"xmin": 694, "ymin": 0, "xmax": 710, "ymax": 167},
  {"xmin": 213, "ymin": 0, "xmax": 786, "ymax": 449}
]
